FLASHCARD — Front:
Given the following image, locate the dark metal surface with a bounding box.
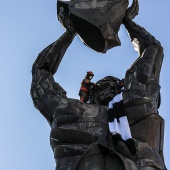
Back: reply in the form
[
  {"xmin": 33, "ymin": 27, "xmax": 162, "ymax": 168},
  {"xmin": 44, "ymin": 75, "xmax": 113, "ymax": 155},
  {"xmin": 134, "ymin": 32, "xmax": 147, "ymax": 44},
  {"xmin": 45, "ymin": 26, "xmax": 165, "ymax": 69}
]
[
  {"xmin": 31, "ymin": 0, "xmax": 166, "ymax": 169},
  {"xmin": 122, "ymin": 16, "xmax": 165, "ymax": 167},
  {"xmin": 57, "ymin": 0, "xmax": 128, "ymax": 53}
]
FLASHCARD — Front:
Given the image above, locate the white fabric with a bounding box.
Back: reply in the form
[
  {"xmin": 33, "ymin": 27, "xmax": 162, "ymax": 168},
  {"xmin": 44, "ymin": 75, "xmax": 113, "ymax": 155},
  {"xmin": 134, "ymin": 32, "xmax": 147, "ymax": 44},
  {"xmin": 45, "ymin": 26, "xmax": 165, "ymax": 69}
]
[
  {"xmin": 109, "ymin": 93, "xmax": 123, "ymax": 108},
  {"xmin": 119, "ymin": 116, "xmax": 132, "ymax": 140},
  {"xmin": 109, "ymin": 118, "xmax": 120, "ymax": 134},
  {"xmin": 108, "ymin": 92, "xmax": 132, "ymax": 140}
]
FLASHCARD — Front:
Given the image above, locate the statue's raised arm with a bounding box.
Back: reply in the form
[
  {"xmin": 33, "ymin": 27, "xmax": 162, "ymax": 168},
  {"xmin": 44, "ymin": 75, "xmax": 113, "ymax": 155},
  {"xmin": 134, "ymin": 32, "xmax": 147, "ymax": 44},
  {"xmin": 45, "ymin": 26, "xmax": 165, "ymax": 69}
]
[
  {"xmin": 123, "ymin": 11, "xmax": 163, "ymax": 117},
  {"xmin": 31, "ymin": 14, "xmax": 76, "ymax": 124},
  {"xmin": 122, "ymin": 9, "xmax": 165, "ymax": 169}
]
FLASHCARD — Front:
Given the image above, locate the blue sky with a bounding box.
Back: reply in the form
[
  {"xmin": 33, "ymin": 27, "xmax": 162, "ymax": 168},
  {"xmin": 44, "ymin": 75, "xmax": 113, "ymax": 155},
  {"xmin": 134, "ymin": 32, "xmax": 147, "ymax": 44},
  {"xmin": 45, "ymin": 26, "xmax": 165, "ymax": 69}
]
[{"xmin": 0, "ymin": 0, "xmax": 169, "ymax": 169}]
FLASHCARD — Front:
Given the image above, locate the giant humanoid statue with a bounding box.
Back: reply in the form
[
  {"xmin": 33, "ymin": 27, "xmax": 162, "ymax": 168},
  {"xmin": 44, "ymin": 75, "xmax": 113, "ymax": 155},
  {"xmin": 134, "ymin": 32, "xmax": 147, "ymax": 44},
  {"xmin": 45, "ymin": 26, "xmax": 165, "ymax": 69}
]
[
  {"xmin": 57, "ymin": 0, "xmax": 129, "ymax": 52},
  {"xmin": 31, "ymin": 0, "xmax": 166, "ymax": 169}
]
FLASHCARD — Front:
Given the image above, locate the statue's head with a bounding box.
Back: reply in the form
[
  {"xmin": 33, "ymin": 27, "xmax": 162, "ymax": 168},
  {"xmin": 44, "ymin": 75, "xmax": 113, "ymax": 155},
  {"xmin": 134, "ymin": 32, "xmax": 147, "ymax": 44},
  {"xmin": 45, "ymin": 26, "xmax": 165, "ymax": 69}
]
[
  {"xmin": 57, "ymin": 0, "xmax": 129, "ymax": 53},
  {"xmin": 89, "ymin": 76, "xmax": 123, "ymax": 105}
]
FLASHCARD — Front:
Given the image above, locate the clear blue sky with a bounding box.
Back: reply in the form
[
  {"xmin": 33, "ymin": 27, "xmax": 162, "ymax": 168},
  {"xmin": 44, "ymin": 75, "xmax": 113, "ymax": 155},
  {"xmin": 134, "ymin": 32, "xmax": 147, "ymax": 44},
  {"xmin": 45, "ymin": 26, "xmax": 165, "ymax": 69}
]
[{"xmin": 0, "ymin": 0, "xmax": 169, "ymax": 169}]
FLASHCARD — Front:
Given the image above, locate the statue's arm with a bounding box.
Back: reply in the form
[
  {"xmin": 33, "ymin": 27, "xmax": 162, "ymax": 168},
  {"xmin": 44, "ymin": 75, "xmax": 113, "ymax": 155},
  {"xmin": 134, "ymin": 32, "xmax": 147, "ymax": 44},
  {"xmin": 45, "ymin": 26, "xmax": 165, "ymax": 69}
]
[
  {"xmin": 122, "ymin": 11, "xmax": 164, "ymax": 116},
  {"xmin": 123, "ymin": 16, "xmax": 163, "ymax": 84},
  {"xmin": 123, "ymin": 15, "xmax": 158, "ymax": 54},
  {"xmin": 31, "ymin": 30, "xmax": 76, "ymax": 124},
  {"xmin": 32, "ymin": 30, "xmax": 76, "ymax": 74}
]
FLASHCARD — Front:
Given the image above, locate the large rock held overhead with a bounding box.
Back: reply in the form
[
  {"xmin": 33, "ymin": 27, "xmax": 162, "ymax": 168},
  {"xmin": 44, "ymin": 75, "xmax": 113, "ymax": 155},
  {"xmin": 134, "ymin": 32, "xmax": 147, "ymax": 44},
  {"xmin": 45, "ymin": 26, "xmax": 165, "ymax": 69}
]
[{"xmin": 57, "ymin": 0, "xmax": 128, "ymax": 53}]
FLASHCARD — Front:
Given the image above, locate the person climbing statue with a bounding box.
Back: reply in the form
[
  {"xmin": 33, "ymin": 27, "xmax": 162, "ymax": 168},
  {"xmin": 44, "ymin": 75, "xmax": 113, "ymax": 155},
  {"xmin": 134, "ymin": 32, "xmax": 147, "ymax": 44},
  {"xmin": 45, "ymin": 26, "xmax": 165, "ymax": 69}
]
[{"xmin": 79, "ymin": 71, "xmax": 98, "ymax": 102}]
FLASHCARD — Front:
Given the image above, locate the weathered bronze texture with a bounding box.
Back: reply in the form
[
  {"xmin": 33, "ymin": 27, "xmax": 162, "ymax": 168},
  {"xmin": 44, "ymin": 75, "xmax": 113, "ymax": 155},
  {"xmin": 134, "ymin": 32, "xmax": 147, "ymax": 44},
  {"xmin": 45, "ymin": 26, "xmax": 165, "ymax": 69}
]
[
  {"xmin": 31, "ymin": 0, "xmax": 166, "ymax": 169},
  {"xmin": 57, "ymin": 0, "xmax": 129, "ymax": 53}
]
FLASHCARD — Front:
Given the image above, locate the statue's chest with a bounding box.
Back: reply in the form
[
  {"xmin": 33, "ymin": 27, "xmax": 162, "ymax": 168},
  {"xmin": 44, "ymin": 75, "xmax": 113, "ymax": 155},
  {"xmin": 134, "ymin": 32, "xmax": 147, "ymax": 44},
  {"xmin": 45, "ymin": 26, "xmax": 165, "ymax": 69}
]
[{"xmin": 52, "ymin": 100, "xmax": 108, "ymax": 128}]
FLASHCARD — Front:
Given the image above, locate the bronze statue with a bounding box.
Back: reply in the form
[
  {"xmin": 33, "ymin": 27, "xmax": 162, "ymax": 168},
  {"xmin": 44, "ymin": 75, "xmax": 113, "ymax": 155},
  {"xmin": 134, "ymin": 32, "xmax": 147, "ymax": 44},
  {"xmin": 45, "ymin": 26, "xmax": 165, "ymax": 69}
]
[
  {"xmin": 57, "ymin": 0, "xmax": 129, "ymax": 53},
  {"xmin": 31, "ymin": 0, "xmax": 166, "ymax": 169}
]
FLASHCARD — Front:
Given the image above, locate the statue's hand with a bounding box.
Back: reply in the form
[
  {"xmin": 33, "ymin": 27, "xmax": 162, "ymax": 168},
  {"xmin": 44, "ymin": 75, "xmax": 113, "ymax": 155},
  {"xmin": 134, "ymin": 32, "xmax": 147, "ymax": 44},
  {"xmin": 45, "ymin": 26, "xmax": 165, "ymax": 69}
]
[
  {"xmin": 125, "ymin": 0, "xmax": 139, "ymax": 20},
  {"xmin": 58, "ymin": 7, "xmax": 76, "ymax": 34}
]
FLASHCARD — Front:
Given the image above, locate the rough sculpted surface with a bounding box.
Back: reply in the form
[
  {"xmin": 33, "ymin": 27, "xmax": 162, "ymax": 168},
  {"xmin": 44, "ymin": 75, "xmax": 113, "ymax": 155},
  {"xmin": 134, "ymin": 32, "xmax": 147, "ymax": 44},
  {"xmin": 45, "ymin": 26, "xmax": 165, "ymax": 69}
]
[
  {"xmin": 57, "ymin": 0, "xmax": 129, "ymax": 52},
  {"xmin": 31, "ymin": 0, "xmax": 166, "ymax": 169}
]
